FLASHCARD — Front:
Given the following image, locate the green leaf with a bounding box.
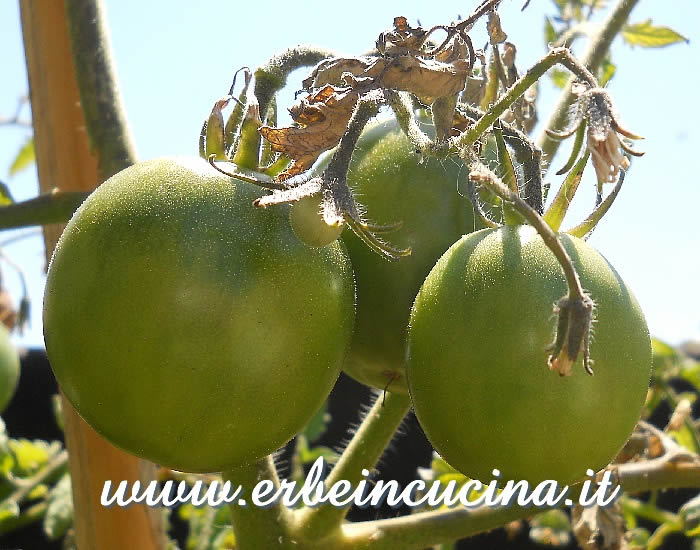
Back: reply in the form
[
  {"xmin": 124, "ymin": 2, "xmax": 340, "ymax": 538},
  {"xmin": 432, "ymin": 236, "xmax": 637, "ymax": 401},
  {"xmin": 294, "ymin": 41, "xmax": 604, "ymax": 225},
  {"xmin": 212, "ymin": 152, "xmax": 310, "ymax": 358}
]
[
  {"xmin": 43, "ymin": 473, "xmax": 73, "ymax": 540},
  {"xmin": 9, "ymin": 137, "xmax": 35, "ymax": 177},
  {"xmin": 27, "ymin": 483, "xmax": 48, "ymax": 501},
  {"xmin": 0, "ymin": 499, "xmax": 19, "ymax": 521},
  {"xmin": 545, "ymin": 17, "xmax": 558, "ymax": 46},
  {"xmin": 8, "ymin": 439, "xmax": 60, "ymax": 476},
  {"xmin": 669, "ymin": 423, "xmax": 700, "ymax": 455},
  {"xmin": 550, "ymin": 68, "xmax": 569, "ymax": 89},
  {"xmin": 599, "ymin": 58, "xmax": 616, "ymax": 86},
  {"xmin": 0, "ymin": 418, "xmax": 14, "ymax": 476},
  {"xmin": 529, "ymin": 509, "xmax": 571, "ymax": 546},
  {"xmin": 0, "ymin": 181, "xmax": 13, "ymax": 206},
  {"xmin": 623, "ymin": 20, "xmax": 689, "ymax": 48},
  {"xmin": 680, "ymin": 493, "xmax": 700, "ymax": 537},
  {"xmin": 302, "ymin": 400, "xmax": 330, "ymax": 443}
]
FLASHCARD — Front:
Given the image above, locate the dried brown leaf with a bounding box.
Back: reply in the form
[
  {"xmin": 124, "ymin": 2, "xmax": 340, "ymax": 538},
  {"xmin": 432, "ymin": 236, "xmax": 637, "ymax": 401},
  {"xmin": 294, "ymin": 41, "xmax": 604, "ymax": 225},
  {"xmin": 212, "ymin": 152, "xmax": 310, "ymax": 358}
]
[
  {"xmin": 364, "ymin": 56, "xmax": 469, "ymax": 104},
  {"xmin": 302, "ymin": 57, "xmax": 374, "ymax": 90},
  {"xmin": 259, "ymin": 85, "xmax": 359, "ymax": 180},
  {"xmin": 376, "ymin": 16, "xmax": 427, "ymax": 55}
]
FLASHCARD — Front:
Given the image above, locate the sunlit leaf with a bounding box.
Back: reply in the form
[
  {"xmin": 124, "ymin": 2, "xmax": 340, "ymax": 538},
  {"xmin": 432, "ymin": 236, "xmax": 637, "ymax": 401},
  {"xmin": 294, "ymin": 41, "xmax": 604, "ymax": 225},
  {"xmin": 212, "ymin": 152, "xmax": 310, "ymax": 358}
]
[
  {"xmin": 669, "ymin": 423, "xmax": 700, "ymax": 455},
  {"xmin": 43, "ymin": 473, "xmax": 73, "ymax": 540},
  {"xmin": 8, "ymin": 439, "xmax": 60, "ymax": 476},
  {"xmin": 0, "ymin": 181, "xmax": 12, "ymax": 206},
  {"xmin": 544, "ymin": 17, "xmax": 558, "ymax": 46},
  {"xmin": 302, "ymin": 400, "xmax": 330, "ymax": 443},
  {"xmin": 680, "ymin": 493, "xmax": 700, "ymax": 537},
  {"xmin": 0, "ymin": 500, "xmax": 19, "ymax": 522},
  {"xmin": 623, "ymin": 20, "xmax": 689, "ymax": 48},
  {"xmin": 0, "ymin": 418, "xmax": 13, "ymax": 474},
  {"xmin": 599, "ymin": 58, "xmax": 616, "ymax": 86},
  {"xmin": 9, "ymin": 137, "xmax": 35, "ymax": 177},
  {"xmin": 550, "ymin": 68, "xmax": 569, "ymax": 89}
]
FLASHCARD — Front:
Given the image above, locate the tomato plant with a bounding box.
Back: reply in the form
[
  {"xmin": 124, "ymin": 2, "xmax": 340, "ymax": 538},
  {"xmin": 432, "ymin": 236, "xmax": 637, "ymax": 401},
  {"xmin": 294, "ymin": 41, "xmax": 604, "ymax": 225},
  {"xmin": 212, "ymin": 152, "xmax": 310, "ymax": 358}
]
[
  {"xmin": 0, "ymin": 325, "xmax": 19, "ymax": 412},
  {"xmin": 43, "ymin": 157, "xmax": 355, "ymax": 473},
  {"xmin": 341, "ymin": 118, "xmax": 479, "ymax": 393},
  {"xmin": 406, "ymin": 225, "xmax": 652, "ymax": 484}
]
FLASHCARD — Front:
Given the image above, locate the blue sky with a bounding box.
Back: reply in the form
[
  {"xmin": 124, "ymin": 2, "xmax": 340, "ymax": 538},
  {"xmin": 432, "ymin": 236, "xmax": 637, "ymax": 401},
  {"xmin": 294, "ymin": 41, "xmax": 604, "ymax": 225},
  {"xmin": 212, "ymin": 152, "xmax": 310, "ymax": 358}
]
[{"xmin": 0, "ymin": 0, "xmax": 698, "ymax": 349}]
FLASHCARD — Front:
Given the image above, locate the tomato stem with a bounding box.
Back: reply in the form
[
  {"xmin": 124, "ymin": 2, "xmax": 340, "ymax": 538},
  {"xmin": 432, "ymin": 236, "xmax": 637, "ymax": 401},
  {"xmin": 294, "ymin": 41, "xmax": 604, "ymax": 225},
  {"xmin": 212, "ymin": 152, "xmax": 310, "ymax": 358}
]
[
  {"xmin": 451, "ymin": 47, "xmax": 597, "ymax": 157},
  {"xmin": 253, "ymin": 47, "xmax": 335, "ymax": 121},
  {"xmin": 293, "ymin": 391, "xmax": 411, "ymax": 540},
  {"xmin": 223, "ymin": 456, "xmax": 295, "ymax": 549},
  {"xmin": 0, "ymin": 191, "xmax": 89, "ymax": 230}
]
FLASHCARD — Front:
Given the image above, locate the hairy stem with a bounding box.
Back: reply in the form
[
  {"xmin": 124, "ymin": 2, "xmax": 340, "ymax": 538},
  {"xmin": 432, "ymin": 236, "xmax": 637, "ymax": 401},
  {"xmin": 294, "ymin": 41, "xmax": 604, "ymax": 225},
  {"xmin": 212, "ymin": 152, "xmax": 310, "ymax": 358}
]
[
  {"xmin": 223, "ymin": 456, "xmax": 294, "ymax": 549},
  {"xmin": 332, "ymin": 451, "xmax": 700, "ymax": 550},
  {"xmin": 536, "ymin": 0, "xmax": 641, "ymax": 165},
  {"xmin": 65, "ymin": 0, "xmax": 137, "ymax": 179},
  {"xmin": 468, "ymin": 164, "xmax": 585, "ymax": 301},
  {"xmin": 254, "ymin": 46, "xmax": 334, "ymax": 118},
  {"xmin": 294, "ymin": 391, "xmax": 412, "ymax": 539},
  {"xmin": 452, "ymin": 47, "xmax": 597, "ymax": 156},
  {"xmin": 0, "ymin": 191, "xmax": 88, "ymax": 230}
]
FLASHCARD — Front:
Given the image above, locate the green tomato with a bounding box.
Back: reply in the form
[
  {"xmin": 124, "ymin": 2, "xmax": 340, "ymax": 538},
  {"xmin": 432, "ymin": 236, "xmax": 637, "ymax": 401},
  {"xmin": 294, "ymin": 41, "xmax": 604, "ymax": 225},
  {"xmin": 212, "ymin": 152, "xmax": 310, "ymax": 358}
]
[
  {"xmin": 406, "ymin": 225, "xmax": 651, "ymax": 485},
  {"xmin": 341, "ymin": 118, "xmax": 479, "ymax": 393},
  {"xmin": 43, "ymin": 157, "xmax": 355, "ymax": 473},
  {"xmin": 289, "ymin": 194, "xmax": 343, "ymax": 247},
  {"xmin": 0, "ymin": 325, "xmax": 20, "ymax": 412}
]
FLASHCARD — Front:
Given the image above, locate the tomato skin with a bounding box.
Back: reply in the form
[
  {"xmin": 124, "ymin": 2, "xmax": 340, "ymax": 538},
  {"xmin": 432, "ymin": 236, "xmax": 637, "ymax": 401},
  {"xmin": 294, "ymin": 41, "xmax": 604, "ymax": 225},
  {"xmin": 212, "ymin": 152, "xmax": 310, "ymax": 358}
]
[
  {"xmin": 342, "ymin": 118, "xmax": 478, "ymax": 393},
  {"xmin": 406, "ymin": 225, "xmax": 651, "ymax": 485},
  {"xmin": 289, "ymin": 194, "xmax": 343, "ymax": 247},
  {"xmin": 0, "ymin": 326, "xmax": 20, "ymax": 412},
  {"xmin": 43, "ymin": 157, "xmax": 355, "ymax": 473}
]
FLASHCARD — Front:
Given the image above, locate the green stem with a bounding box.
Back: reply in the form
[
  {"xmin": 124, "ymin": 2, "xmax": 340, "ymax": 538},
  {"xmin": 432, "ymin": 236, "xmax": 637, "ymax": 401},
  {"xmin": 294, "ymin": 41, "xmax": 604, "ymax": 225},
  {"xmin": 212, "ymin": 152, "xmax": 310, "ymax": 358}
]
[
  {"xmin": 468, "ymin": 163, "xmax": 585, "ymax": 302},
  {"xmin": 222, "ymin": 456, "xmax": 294, "ymax": 550},
  {"xmin": 254, "ymin": 46, "xmax": 334, "ymax": 118},
  {"xmin": 647, "ymin": 522, "xmax": 684, "ymax": 550},
  {"xmin": 620, "ymin": 496, "xmax": 680, "ymax": 526},
  {"xmin": 6, "ymin": 449, "xmax": 69, "ymax": 506},
  {"xmin": 0, "ymin": 191, "xmax": 89, "ymax": 229},
  {"xmin": 536, "ymin": 0, "xmax": 641, "ymax": 165},
  {"xmin": 294, "ymin": 392, "xmax": 412, "ymax": 539},
  {"xmin": 451, "ymin": 47, "xmax": 596, "ymax": 155},
  {"xmin": 331, "ymin": 452, "xmax": 700, "ymax": 550},
  {"xmin": 339, "ymin": 503, "xmax": 532, "ymax": 550},
  {"xmin": 64, "ymin": 0, "xmax": 137, "ymax": 179}
]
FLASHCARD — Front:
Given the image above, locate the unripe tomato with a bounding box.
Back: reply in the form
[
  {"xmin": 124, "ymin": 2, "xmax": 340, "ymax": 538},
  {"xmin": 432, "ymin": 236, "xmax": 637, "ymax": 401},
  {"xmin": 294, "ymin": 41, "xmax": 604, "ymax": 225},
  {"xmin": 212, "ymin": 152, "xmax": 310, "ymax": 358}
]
[
  {"xmin": 289, "ymin": 194, "xmax": 344, "ymax": 247},
  {"xmin": 43, "ymin": 157, "xmax": 355, "ymax": 473},
  {"xmin": 407, "ymin": 225, "xmax": 651, "ymax": 485},
  {"xmin": 0, "ymin": 325, "xmax": 20, "ymax": 412},
  {"xmin": 342, "ymin": 118, "xmax": 478, "ymax": 393}
]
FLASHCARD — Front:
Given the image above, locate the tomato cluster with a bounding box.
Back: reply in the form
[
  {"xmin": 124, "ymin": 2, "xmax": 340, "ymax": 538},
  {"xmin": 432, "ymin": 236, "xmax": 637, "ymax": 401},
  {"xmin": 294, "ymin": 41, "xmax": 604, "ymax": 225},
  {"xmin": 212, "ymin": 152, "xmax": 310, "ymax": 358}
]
[{"xmin": 43, "ymin": 119, "xmax": 651, "ymax": 483}]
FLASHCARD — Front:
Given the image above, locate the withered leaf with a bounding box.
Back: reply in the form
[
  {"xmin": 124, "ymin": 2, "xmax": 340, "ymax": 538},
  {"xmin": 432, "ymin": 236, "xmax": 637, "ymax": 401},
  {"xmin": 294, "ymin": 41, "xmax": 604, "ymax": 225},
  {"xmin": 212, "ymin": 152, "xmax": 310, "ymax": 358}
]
[
  {"xmin": 302, "ymin": 57, "xmax": 374, "ymax": 90},
  {"xmin": 259, "ymin": 85, "xmax": 359, "ymax": 181},
  {"xmin": 363, "ymin": 56, "xmax": 470, "ymax": 105},
  {"xmin": 376, "ymin": 16, "xmax": 427, "ymax": 55}
]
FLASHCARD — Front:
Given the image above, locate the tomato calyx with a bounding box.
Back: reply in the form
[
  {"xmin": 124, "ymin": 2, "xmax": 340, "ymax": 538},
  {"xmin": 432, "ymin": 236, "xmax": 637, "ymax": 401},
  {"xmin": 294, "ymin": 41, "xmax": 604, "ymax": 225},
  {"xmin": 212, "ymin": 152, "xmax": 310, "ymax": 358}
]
[{"xmin": 548, "ymin": 293, "xmax": 595, "ymax": 376}]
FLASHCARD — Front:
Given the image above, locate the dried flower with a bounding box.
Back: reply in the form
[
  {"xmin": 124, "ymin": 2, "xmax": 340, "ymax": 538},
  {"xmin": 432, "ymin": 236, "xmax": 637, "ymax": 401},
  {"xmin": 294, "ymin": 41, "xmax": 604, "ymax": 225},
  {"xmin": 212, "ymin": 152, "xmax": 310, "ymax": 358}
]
[{"xmin": 547, "ymin": 86, "xmax": 644, "ymax": 184}]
